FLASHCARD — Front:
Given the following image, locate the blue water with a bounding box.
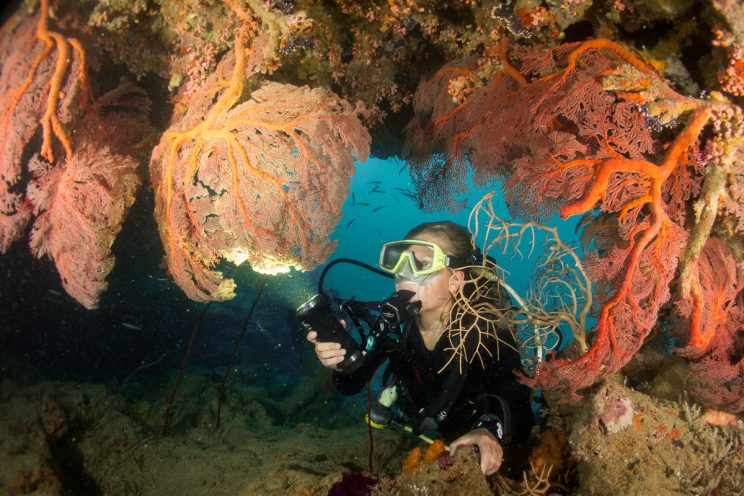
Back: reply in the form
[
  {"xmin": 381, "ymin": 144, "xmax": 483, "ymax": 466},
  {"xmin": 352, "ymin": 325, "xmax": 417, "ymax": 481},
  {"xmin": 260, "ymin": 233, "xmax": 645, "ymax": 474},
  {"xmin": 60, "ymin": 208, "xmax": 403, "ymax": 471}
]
[
  {"xmin": 0, "ymin": 153, "xmax": 588, "ymax": 391},
  {"xmin": 315, "ymin": 155, "xmax": 588, "ymax": 369},
  {"xmin": 321, "ymin": 156, "xmax": 583, "ymax": 302}
]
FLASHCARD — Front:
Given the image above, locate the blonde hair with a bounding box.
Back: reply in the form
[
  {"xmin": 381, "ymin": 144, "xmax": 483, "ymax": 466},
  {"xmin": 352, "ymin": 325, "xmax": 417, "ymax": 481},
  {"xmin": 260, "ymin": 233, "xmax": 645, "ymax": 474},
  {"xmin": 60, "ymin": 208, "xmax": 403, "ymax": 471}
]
[{"xmin": 405, "ymin": 221, "xmax": 473, "ymax": 264}]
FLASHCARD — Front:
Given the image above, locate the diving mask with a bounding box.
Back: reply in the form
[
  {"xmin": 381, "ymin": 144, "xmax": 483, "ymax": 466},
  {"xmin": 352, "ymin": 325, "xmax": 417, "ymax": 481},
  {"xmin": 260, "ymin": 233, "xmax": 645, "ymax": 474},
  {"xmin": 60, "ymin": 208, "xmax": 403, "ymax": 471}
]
[
  {"xmin": 394, "ymin": 264, "xmax": 440, "ymax": 285},
  {"xmin": 379, "ymin": 239, "xmax": 465, "ymax": 284}
]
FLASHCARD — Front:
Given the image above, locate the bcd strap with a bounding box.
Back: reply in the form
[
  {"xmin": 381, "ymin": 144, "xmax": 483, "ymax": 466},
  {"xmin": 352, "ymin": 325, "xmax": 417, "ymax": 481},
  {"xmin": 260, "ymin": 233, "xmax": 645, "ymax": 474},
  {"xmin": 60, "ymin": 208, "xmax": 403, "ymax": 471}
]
[{"xmin": 411, "ymin": 359, "xmax": 470, "ymax": 434}]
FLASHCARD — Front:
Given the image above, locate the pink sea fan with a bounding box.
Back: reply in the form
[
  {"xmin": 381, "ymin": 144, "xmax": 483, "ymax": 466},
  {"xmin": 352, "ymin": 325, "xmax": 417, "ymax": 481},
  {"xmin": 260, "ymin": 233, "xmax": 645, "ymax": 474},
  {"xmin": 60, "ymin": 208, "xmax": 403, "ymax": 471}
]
[
  {"xmin": 150, "ymin": 37, "xmax": 370, "ymax": 302},
  {"xmin": 27, "ymin": 144, "xmax": 140, "ymax": 309},
  {"xmin": 0, "ymin": 11, "xmax": 82, "ymax": 251}
]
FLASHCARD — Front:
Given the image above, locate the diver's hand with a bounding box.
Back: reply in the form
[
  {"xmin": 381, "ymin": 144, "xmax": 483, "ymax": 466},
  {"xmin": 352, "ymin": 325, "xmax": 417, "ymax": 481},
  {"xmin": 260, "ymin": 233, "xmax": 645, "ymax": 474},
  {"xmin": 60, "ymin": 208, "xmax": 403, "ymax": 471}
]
[
  {"xmin": 450, "ymin": 428, "xmax": 503, "ymax": 476},
  {"xmin": 306, "ymin": 324, "xmax": 346, "ymax": 370}
]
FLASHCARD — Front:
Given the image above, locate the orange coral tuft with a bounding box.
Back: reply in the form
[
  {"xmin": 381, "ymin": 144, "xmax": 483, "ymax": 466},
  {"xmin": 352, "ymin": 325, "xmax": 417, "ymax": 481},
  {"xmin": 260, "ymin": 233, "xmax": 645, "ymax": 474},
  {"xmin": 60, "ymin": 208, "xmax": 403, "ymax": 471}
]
[
  {"xmin": 703, "ymin": 408, "xmax": 741, "ymax": 427},
  {"xmin": 422, "ymin": 439, "xmax": 447, "ymax": 463},
  {"xmin": 402, "ymin": 446, "xmax": 422, "ymax": 478},
  {"xmin": 528, "ymin": 429, "xmax": 569, "ymax": 479},
  {"xmin": 402, "ymin": 440, "xmax": 447, "ymax": 477}
]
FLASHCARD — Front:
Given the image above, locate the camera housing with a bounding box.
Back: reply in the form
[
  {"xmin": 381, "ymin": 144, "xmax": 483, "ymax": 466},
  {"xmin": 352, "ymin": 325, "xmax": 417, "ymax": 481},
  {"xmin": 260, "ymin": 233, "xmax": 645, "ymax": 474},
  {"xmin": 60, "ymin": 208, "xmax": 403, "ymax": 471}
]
[{"xmin": 296, "ymin": 293, "xmax": 363, "ymax": 373}]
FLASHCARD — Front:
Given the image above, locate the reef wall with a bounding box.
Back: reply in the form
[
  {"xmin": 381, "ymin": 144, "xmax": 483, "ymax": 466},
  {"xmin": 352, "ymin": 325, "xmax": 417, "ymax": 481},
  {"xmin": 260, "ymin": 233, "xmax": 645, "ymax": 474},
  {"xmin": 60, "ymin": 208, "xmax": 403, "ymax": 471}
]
[{"xmin": 1, "ymin": 0, "xmax": 743, "ymax": 415}]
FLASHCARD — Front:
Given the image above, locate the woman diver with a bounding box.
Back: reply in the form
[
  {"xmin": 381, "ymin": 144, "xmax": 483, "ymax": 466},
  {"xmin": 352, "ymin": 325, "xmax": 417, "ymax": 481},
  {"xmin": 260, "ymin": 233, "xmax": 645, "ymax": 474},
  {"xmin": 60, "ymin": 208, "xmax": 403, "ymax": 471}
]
[{"xmin": 306, "ymin": 221, "xmax": 534, "ymax": 476}]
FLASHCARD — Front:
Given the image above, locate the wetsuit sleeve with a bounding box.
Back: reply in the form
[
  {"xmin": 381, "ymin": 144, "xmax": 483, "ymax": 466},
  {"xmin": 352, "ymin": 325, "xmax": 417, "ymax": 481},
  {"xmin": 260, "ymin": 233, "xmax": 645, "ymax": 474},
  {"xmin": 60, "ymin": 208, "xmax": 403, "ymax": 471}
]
[
  {"xmin": 469, "ymin": 332, "xmax": 534, "ymax": 446},
  {"xmin": 331, "ymin": 346, "xmax": 387, "ymax": 395}
]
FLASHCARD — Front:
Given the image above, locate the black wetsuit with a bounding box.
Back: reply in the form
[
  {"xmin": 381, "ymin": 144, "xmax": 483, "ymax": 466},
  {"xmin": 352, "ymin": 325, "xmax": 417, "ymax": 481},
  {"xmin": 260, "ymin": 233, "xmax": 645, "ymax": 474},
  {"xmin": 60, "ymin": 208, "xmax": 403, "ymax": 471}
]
[{"xmin": 333, "ymin": 318, "xmax": 534, "ymax": 474}]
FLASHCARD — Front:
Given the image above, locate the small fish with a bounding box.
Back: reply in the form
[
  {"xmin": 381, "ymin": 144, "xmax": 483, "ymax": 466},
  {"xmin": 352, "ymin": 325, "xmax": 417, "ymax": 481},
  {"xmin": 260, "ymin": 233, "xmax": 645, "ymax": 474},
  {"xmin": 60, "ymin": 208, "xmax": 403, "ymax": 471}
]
[
  {"xmin": 48, "ymin": 289, "xmax": 62, "ymax": 297},
  {"xmin": 367, "ymin": 180, "xmax": 382, "ymax": 184},
  {"xmin": 345, "ymin": 218, "xmax": 356, "ymax": 230},
  {"xmin": 370, "ymin": 184, "xmax": 380, "ymax": 193},
  {"xmin": 372, "ymin": 205, "xmax": 386, "ymax": 212},
  {"xmin": 401, "ymin": 192, "xmax": 418, "ymax": 200},
  {"xmin": 122, "ymin": 322, "xmax": 142, "ymax": 331},
  {"xmin": 398, "ymin": 164, "xmax": 407, "ymax": 174},
  {"xmin": 352, "ymin": 192, "xmax": 356, "ymax": 206},
  {"xmin": 356, "ymin": 202, "xmax": 370, "ymax": 206},
  {"xmin": 370, "ymin": 189, "xmax": 386, "ymax": 194}
]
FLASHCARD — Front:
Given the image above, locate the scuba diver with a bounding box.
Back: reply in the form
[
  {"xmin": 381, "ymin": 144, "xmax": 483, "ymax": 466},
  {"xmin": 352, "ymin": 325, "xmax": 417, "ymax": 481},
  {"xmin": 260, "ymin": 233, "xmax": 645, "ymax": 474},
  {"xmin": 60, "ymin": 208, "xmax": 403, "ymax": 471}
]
[{"xmin": 304, "ymin": 221, "xmax": 534, "ymax": 476}]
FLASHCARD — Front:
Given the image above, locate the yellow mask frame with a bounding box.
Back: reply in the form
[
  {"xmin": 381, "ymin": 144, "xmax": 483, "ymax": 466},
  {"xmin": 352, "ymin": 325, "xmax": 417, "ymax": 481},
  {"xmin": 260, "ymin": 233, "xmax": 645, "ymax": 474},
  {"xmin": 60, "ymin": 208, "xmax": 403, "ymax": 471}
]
[{"xmin": 378, "ymin": 239, "xmax": 457, "ymax": 276}]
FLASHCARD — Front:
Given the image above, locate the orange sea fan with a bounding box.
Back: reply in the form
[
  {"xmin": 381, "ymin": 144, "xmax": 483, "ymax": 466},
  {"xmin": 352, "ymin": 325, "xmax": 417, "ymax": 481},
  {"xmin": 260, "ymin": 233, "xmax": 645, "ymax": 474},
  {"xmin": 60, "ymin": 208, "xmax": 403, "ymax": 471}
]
[
  {"xmin": 0, "ymin": 7, "xmax": 84, "ymax": 252},
  {"xmin": 149, "ymin": 32, "xmax": 370, "ymax": 301}
]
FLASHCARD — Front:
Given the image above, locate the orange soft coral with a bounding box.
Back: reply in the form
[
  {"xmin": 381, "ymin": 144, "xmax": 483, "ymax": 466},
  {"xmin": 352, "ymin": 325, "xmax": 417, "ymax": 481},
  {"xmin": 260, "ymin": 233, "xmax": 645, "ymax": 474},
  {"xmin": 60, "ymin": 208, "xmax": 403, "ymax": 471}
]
[
  {"xmin": 402, "ymin": 439, "xmax": 447, "ymax": 477},
  {"xmin": 529, "ymin": 429, "xmax": 570, "ymax": 479}
]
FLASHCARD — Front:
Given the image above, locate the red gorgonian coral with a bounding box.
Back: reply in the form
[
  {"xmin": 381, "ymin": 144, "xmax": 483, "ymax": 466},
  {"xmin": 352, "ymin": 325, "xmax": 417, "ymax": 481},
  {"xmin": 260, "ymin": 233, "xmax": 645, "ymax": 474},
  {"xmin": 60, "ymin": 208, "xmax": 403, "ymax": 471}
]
[
  {"xmin": 27, "ymin": 143, "xmax": 140, "ymax": 309},
  {"xmin": 405, "ymin": 38, "xmax": 742, "ymax": 401},
  {"xmin": 675, "ymin": 238, "xmax": 744, "ymax": 412}
]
